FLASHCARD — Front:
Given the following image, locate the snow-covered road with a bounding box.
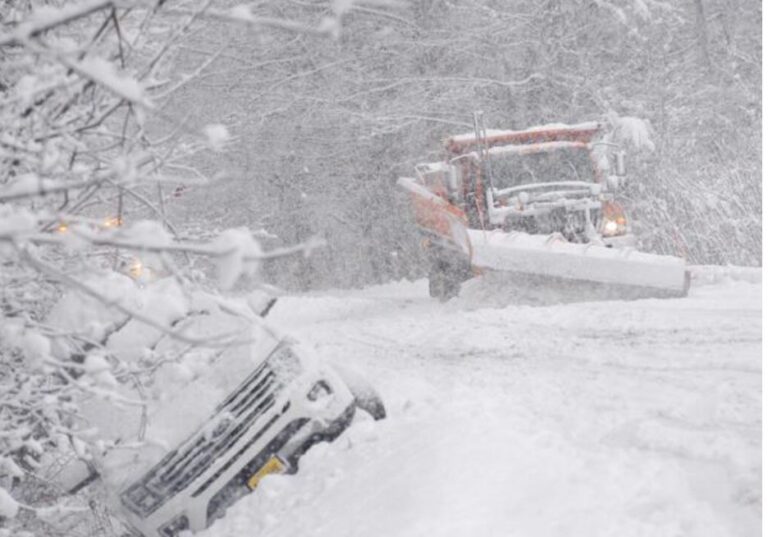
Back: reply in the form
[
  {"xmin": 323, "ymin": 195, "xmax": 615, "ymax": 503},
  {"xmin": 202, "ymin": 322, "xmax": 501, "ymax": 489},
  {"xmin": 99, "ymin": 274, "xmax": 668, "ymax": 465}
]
[{"xmin": 201, "ymin": 271, "xmax": 761, "ymax": 537}]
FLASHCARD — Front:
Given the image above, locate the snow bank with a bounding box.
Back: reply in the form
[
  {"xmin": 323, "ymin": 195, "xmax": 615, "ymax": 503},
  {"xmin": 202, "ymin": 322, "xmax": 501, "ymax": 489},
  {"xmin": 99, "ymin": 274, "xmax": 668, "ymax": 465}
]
[
  {"xmin": 202, "ymin": 275, "xmax": 760, "ymax": 537},
  {"xmin": 688, "ymin": 264, "xmax": 762, "ymax": 286}
]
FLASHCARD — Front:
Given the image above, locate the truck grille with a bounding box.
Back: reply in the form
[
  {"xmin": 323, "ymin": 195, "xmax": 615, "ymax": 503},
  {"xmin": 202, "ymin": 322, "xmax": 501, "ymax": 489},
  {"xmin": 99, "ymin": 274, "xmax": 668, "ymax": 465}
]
[{"xmin": 121, "ymin": 360, "xmax": 280, "ymax": 517}]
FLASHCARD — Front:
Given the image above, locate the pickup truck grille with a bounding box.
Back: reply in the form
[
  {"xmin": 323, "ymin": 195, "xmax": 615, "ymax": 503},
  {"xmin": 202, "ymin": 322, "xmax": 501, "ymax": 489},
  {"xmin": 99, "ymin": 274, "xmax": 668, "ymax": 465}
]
[{"xmin": 121, "ymin": 360, "xmax": 279, "ymax": 517}]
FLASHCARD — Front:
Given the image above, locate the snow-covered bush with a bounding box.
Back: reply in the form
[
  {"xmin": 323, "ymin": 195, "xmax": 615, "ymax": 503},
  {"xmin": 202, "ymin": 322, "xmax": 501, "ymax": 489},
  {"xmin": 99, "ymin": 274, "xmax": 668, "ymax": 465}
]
[{"xmin": 0, "ymin": 1, "xmax": 358, "ymax": 534}]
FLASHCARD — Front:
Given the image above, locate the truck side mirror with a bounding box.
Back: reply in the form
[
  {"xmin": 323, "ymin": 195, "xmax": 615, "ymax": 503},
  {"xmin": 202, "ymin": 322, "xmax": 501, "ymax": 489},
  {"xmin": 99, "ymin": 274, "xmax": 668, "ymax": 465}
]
[{"xmin": 613, "ymin": 150, "xmax": 626, "ymax": 177}]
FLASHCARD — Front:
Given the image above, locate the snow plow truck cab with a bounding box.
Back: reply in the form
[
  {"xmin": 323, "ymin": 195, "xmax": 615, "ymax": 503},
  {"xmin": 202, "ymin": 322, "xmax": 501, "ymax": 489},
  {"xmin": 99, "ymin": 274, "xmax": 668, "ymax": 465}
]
[{"xmin": 398, "ymin": 119, "xmax": 690, "ymax": 300}]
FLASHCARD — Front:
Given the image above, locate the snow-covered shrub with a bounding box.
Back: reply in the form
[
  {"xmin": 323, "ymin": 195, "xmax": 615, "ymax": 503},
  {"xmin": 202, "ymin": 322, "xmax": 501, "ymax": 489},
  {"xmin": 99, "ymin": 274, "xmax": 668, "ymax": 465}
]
[{"xmin": 0, "ymin": 1, "xmax": 352, "ymax": 534}]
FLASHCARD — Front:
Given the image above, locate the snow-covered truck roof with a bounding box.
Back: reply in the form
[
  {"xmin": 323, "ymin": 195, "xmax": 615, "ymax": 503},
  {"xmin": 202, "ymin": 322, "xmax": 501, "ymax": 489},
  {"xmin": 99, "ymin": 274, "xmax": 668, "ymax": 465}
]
[
  {"xmin": 463, "ymin": 140, "xmax": 589, "ymax": 162},
  {"xmin": 444, "ymin": 122, "xmax": 601, "ymax": 155}
]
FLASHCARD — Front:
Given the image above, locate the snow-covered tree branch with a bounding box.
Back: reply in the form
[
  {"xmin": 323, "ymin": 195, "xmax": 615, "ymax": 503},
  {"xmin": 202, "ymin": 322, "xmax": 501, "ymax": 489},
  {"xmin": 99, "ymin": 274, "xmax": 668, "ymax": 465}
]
[{"xmin": 0, "ymin": 1, "xmax": 371, "ymax": 534}]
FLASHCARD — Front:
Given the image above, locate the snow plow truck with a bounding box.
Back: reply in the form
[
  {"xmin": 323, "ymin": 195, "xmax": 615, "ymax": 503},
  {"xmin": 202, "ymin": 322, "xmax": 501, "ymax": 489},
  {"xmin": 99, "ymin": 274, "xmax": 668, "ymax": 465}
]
[{"xmin": 398, "ymin": 115, "xmax": 690, "ymax": 301}]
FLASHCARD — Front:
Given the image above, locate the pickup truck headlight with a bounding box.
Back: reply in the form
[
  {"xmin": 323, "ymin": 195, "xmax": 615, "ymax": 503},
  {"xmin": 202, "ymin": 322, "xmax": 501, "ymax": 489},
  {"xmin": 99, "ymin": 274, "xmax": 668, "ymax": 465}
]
[{"xmin": 267, "ymin": 345, "xmax": 302, "ymax": 384}]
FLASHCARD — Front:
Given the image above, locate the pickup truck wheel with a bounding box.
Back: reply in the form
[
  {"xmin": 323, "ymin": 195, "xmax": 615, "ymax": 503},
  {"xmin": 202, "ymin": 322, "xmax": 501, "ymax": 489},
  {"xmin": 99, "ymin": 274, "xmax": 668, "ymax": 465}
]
[
  {"xmin": 332, "ymin": 365, "xmax": 386, "ymax": 421},
  {"xmin": 352, "ymin": 394, "xmax": 386, "ymax": 421}
]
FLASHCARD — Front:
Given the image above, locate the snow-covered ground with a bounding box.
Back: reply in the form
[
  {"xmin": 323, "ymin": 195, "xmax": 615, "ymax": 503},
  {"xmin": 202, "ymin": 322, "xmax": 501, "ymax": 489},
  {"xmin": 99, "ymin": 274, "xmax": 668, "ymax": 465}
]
[{"xmin": 200, "ymin": 270, "xmax": 761, "ymax": 537}]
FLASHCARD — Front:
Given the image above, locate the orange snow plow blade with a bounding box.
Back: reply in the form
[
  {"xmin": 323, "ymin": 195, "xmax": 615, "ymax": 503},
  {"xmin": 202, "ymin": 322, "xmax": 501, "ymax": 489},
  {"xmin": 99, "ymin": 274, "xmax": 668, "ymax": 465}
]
[{"xmin": 398, "ymin": 175, "xmax": 473, "ymax": 256}]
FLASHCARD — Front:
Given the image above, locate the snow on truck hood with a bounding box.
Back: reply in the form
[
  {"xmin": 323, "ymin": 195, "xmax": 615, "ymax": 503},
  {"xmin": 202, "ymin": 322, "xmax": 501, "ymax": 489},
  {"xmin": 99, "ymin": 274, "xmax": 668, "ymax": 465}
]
[
  {"xmin": 46, "ymin": 274, "xmax": 283, "ymax": 489},
  {"xmin": 102, "ymin": 317, "xmax": 280, "ymax": 491}
]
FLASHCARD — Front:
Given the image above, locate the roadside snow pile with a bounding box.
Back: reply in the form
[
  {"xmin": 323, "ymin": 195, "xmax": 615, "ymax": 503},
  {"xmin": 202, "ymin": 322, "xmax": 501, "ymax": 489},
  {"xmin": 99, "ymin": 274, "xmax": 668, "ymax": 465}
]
[
  {"xmin": 200, "ymin": 274, "xmax": 760, "ymax": 537},
  {"xmin": 688, "ymin": 264, "xmax": 762, "ymax": 285}
]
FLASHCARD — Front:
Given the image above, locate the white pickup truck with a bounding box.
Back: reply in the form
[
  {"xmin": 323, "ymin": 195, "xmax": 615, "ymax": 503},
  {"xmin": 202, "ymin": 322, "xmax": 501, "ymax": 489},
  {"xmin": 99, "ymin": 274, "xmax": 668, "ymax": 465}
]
[{"xmin": 46, "ymin": 275, "xmax": 384, "ymax": 536}]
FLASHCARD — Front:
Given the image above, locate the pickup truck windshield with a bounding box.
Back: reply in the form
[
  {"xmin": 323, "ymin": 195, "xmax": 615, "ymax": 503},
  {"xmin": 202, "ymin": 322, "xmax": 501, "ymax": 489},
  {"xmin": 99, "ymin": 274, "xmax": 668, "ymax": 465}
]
[{"xmin": 484, "ymin": 147, "xmax": 595, "ymax": 191}]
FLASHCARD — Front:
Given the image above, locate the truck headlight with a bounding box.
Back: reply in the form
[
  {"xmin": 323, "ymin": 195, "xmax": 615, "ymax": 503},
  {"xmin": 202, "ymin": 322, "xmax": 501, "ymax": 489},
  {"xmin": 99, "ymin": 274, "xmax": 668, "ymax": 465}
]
[
  {"xmin": 267, "ymin": 345, "xmax": 302, "ymax": 384},
  {"xmin": 601, "ymin": 202, "xmax": 628, "ymax": 237}
]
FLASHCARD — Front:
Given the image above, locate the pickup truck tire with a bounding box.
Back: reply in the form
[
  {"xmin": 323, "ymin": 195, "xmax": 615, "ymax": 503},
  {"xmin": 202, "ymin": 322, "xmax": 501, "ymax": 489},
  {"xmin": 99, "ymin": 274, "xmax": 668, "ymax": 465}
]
[{"xmin": 332, "ymin": 364, "xmax": 386, "ymax": 421}]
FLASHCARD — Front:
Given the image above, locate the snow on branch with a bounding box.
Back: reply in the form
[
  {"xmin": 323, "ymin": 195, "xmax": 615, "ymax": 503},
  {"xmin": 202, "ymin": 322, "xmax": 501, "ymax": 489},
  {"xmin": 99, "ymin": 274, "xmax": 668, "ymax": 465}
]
[
  {"xmin": 0, "ymin": 2, "xmax": 342, "ymax": 531},
  {"xmin": 606, "ymin": 111, "xmax": 656, "ymax": 152},
  {"xmin": 62, "ymin": 56, "xmax": 152, "ymax": 109},
  {"xmin": 0, "ymin": 0, "xmax": 114, "ymax": 46},
  {"xmin": 18, "ymin": 246, "xmax": 249, "ymax": 347}
]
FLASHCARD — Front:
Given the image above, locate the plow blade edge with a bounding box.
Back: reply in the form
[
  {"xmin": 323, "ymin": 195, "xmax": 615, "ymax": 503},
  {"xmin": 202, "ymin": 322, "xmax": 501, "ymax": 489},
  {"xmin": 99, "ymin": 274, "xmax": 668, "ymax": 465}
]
[{"xmin": 468, "ymin": 229, "xmax": 690, "ymax": 298}]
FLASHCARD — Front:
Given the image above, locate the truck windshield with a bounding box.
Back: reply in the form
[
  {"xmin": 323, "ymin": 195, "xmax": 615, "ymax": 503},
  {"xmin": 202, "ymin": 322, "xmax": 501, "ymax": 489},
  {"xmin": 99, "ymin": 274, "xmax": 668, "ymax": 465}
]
[{"xmin": 484, "ymin": 147, "xmax": 595, "ymax": 191}]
